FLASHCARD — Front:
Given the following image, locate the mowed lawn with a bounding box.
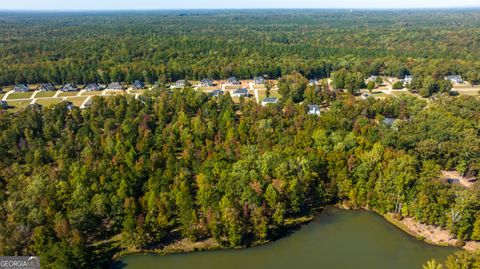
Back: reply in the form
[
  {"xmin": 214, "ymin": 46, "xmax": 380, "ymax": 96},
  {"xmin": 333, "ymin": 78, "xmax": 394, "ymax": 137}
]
[
  {"xmin": 35, "ymin": 98, "xmax": 62, "ymax": 107},
  {"xmin": 7, "ymin": 92, "xmax": 34, "ymax": 100},
  {"xmin": 35, "ymin": 91, "xmax": 57, "ymax": 98},
  {"xmin": 453, "ymin": 85, "xmax": 480, "ymax": 96},
  {"xmin": 7, "ymin": 100, "xmax": 32, "ymax": 111},
  {"xmin": 58, "ymin": 91, "xmax": 80, "ymax": 97},
  {"xmin": 257, "ymin": 89, "xmax": 281, "ymax": 101},
  {"xmin": 81, "ymin": 91, "xmax": 104, "ymax": 96},
  {"xmin": 105, "ymin": 90, "xmax": 125, "ymax": 95},
  {"xmin": 66, "ymin": 97, "xmax": 88, "ymax": 107},
  {"xmin": 269, "ymin": 90, "xmax": 281, "ymax": 98}
]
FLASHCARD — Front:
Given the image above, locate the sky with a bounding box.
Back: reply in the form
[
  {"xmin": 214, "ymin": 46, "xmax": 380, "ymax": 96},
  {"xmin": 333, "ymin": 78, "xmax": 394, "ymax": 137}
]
[{"xmin": 1, "ymin": 0, "xmax": 480, "ymax": 10}]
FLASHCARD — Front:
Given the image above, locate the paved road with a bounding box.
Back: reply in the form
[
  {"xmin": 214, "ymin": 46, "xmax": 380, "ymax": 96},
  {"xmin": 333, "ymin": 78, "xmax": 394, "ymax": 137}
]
[
  {"xmin": 248, "ymin": 82, "xmax": 260, "ymax": 103},
  {"xmin": 2, "ymin": 90, "xmax": 14, "ymax": 101}
]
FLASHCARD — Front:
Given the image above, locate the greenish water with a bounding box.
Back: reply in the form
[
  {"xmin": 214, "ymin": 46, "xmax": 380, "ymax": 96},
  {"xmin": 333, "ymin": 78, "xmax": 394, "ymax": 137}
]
[{"xmin": 116, "ymin": 207, "xmax": 457, "ymax": 269}]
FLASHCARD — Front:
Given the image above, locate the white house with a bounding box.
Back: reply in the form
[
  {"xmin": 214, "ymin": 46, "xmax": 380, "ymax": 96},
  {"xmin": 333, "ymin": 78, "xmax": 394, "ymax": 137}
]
[
  {"xmin": 445, "ymin": 75, "xmax": 463, "ymax": 84},
  {"xmin": 172, "ymin": 80, "xmax": 186, "ymax": 89},
  {"xmin": 366, "ymin": 75, "xmax": 378, "ymax": 82},
  {"xmin": 309, "ymin": 79, "xmax": 319, "ymax": 86},
  {"xmin": 402, "ymin": 75, "xmax": 413, "ymax": 85},
  {"xmin": 308, "ymin": 104, "xmax": 321, "ymax": 116}
]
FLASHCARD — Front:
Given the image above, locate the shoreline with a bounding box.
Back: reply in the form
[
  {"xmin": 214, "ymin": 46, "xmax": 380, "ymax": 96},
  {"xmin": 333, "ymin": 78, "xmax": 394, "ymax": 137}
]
[
  {"xmin": 111, "ymin": 204, "xmax": 479, "ymax": 265},
  {"xmin": 335, "ymin": 203, "xmax": 480, "ymax": 252},
  {"xmin": 111, "ymin": 214, "xmax": 316, "ymax": 262}
]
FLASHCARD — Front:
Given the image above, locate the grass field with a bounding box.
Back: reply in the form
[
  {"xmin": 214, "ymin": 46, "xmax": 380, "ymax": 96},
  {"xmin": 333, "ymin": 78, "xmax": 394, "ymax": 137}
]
[
  {"xmin": 257, "ymin": 90, "xmax": 267, "ymax": 101},
  {"xmin": 197, "ymin": 86, "xmax": 218, "ymax": 92},
  {"xmin": 58, "ymin": 91, "xmax": 80, "ymax": 97},
  {"xmin": 35, "ymin": 98, "xmax": 62, "ymax": 107},
  {"xmin": 66, "ymin": 97, "xmax": 88, "ymax": 107},
  {"xmin": 7, "ymin": 92, "xmax": 33, "ymax": 100},
  {"xmin": 269, "ymin": 90, "xmax": 281, "ymax": 98},
  {"xmin": 452, "ymin": 86, "xmax": 480, "ymax": 96},
  {"xmin": 35, "ymin": 91, "xmax": 57, "ymax": 98},
  {"xmin": 81, "ymin": 91, "xmax": 104, "ymax": 96},
  {"xmin": 8, "ymin": 100, "xmax": 32, "ymax": 111},
  {"xmin": 106, "ymin": 90, "xmax": 125, "ymax": 95}
]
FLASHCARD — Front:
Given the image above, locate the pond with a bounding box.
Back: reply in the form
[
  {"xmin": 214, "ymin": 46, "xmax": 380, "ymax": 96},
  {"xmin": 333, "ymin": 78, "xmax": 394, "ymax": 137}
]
[{"xmin": 116, "ymin": 207, "xmax": 457, "ymax": 269}]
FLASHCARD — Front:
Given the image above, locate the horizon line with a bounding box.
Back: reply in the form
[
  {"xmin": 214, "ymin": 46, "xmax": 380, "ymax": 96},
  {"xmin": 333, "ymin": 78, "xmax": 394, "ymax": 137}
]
[{"xmin": 1, "ymin": 7, "xmax": 480, "ymax": 12}]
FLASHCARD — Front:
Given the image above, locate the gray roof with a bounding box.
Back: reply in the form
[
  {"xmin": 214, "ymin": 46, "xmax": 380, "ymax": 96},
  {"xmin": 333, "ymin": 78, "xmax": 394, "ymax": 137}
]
[
  {"xmin": 38, "ymin": 83, "xmax": 55, "ymax": 91},
  {"xmin": 107, "ymin": 82, "xmax": 123, "ymax": 89},
  {"xmin": 14, "ymin": 84, "xmax": 29, "ymax": 92},
  {"xmin": 308, "ymin": 104, "xmax": 320, "ymax": 110},
  {"xmin": 210, "ymin": 89, "xmax": 224, "ymax": 96},
  {"xmin": 446, "ymin": 75, "xmax": 462, "ymax": 81},
  {"xmin": 228, "ymin": 77, "xmax": 240, "ymax": 84},
  {"xmin": 85, "ymin": 83, "xmax": 101, "ymax": 90},
  {"xmin": 233, "ymin": 88, "xmax": 248, "ymax": 94},
  {"xmin": 262, "ymin": 97, "xmax": 278, "ymax": 103},
  {"xmin": 133, "ymin": 80, "xmax": 145, "ymax": 89},
  {"xmin": 383, "ymin": 117, "xmax": 395, "ymax": 126}
]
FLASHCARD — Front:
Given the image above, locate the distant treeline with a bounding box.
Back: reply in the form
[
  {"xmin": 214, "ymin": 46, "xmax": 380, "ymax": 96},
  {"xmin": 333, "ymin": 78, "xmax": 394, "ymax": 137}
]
[
  {"xmin": 1, "ymin": 10, "xmax": 480, "ymax": 85},
  {"xmin": 1, "ymin": 89, "xmax": 480, "ymax": 267}
]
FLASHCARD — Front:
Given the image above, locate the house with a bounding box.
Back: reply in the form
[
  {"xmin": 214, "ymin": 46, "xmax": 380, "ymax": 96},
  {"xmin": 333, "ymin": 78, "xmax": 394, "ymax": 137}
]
[
  {"xmin": 400, "ymin": 75, "xmax": 413, "ymax": 86},
  {"xmin": 201, "ymin": 79, "xmax": 214, "ymax": 87},
  {"xmin": 61, "ymin": 101, "xmax": 75, "ymax": 111},
  {"xmin": 0, "ymin": 100, "xmax": 8, "ymax": 109},
  {"xmin": 173, "ymin": 80, "xmax": 186, "ymax": 89},
  {"xmin": 254, "ymin": 76, "xmax": 266, "ymax": 85},
  {"xmin": 37, "ymin": 83, "xmax": 56, "ymax": 92},
  {"xmin": 261, "ymin": 97, "xmax": 278, "ymax": 106},
  {"xmin": 308, "ymin": 104, "xmax": 321, "ymax": 116},
  {"xmin": 403, "ymin": 75, "xmax": 413, "ymax": 85},
  {"xmin": 13, "ymin": 84, "xmax": 29, "ymax": 92},
  {"xmin": 232, "ymin": 88, "xmax": 249, "ymax": 97},
  {"xmin": 81, "ymin": 98, "xmax": 93, "ymax": 109},
  {"xmin": 84, "ymin": 83, "xmax": 102, "ymax": 91},
  {"xmin": 366, "ymin": 75, "xmax": 378, "ymax": 82},
  {"xmin": 210, "ymin": 89, "xmax": 224, "ymax": 97},
  {"xmin": 106, "ymin": 82, "xmax": 124, "ymax": 90},
  {"xmin": 383, "ymin": 117, "xmax": 395, "ymax": 126},
  {"xmin": 132, "ymin": 80, "xmax": 145, "ymax": 90},
  {"xmin": 227, "ymin": 77, "xmax": 240, "ymax": 85},
  {"xmin": 445, "ymin": 75, "xmax": 463, "ymax": 84},
  {"xmin": 309, "ymin": 79, "xmax": 319, "ymax": 86},
  {"xmin": 27, "ymin": 103, "xmax": 42, "ymax": 110},
  {"xmin": 61, "ymin": 84, "xmax": 78, "ymax": 92}
]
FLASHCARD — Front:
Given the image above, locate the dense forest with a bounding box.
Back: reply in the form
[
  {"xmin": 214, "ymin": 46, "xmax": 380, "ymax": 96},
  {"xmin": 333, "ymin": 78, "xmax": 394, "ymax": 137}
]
[
  {"xmin": 0, "ymin": 86, "xmax": 479, "ymax": 267},
  {"xmin": 1, "ymin": 10, "xmax": 480, "ymax": 269},
  {"xmin": 2, "ymin": 10, "xmax": 480, "ymax": 85}
]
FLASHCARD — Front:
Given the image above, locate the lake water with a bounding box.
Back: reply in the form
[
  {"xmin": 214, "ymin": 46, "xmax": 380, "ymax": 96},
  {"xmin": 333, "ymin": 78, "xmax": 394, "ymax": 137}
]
[{"xmin": 116, "ymin": 207, "xmax": 457, "ymax": 269}]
